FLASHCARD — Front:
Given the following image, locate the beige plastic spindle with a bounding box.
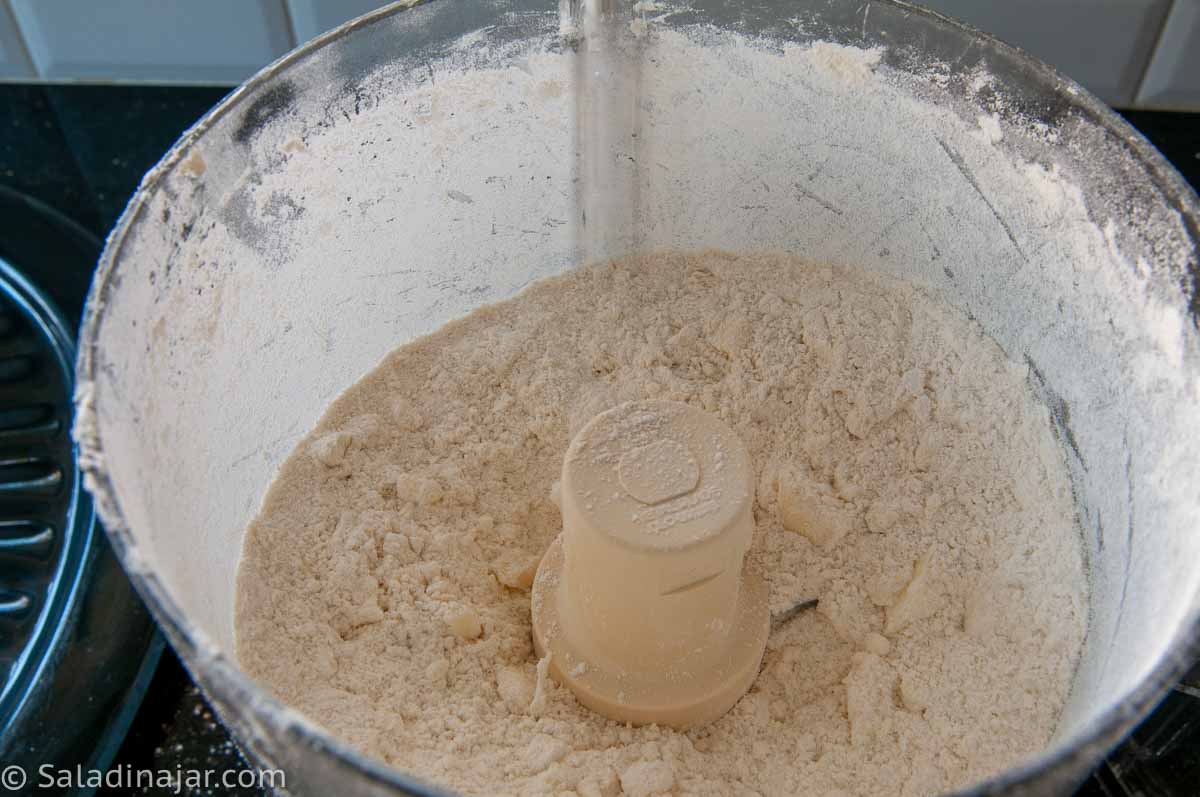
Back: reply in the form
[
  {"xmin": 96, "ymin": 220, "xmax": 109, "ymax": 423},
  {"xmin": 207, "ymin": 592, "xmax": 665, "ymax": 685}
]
[{"xmin": 531, "ymin": 400, "xmax": 769, "ymax": 728}]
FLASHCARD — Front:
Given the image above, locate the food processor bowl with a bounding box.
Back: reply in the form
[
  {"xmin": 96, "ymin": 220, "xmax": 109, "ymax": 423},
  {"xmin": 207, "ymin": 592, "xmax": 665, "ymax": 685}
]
[{"xmin": 74, "ymin": 1, "xmax": 1200, "ymax": 795}]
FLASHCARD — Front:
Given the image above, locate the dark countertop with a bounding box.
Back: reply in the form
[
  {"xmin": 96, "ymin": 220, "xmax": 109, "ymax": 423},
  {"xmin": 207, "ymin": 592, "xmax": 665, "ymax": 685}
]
[{"xmin": 1, "ymin": 83, "xmax": 1197, "ymax": 796}]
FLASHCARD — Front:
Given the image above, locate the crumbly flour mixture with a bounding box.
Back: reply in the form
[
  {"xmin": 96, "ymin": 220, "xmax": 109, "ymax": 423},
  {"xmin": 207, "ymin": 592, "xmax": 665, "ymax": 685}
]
[{"xmin": 236, "ymin": 250, "xmax": 1087, "ymax": 797}]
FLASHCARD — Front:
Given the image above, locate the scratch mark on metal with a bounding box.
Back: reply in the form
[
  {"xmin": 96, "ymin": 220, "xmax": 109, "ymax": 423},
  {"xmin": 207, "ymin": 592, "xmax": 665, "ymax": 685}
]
[
  {"xmin": 869, "ymin": 206, "xmax": 918, "ymax": 251},
  {"xmin": 232, "ymin": 449, "xmax": 258, "ymax": 467},
  {"xmin": 1119, "ymin": 441, "xmax": 1135, "ymax": 613},
  {"xmin": 951, "ymin": 40, "xmax": 975, "ymax": 67},
  {"xmin": 1101, "ymin": 429, "xmax": 1135, "ymax": 685},
  {"xmin": 1024, "ymin": 355, "xmax": 1086, "ymax": 471},
  {"xmin": 936, "ymin": 136, "xmax": 1027, "ymax": 262},
  {"xmin": 360, "ymin": 269, "xmax": 420, "ymax": 279},
  {"xmin": 796, "ymin": 185, "xmax": 844, "ymax": 216}
]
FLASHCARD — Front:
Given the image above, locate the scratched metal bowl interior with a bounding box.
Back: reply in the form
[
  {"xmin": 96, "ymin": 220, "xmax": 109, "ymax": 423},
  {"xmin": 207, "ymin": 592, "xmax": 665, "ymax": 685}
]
[{"xmin": 73, "ymin": 1, "xmax": 1200, "ymax": 795}]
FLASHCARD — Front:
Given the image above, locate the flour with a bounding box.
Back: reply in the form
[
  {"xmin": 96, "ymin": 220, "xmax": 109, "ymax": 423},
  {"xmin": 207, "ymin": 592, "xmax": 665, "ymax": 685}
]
[
  {"xmin": 806, "ymin": 42, "xmax": 883, "ymax": 85},
  {"xmin": 236, "ymin": 250, "xmax": 1087, "ymax": 797}
]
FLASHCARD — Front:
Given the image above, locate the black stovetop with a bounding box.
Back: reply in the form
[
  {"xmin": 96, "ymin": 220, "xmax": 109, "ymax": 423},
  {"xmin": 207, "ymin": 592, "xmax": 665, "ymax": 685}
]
[{"xmin": 2, "ymin": 84, "xmax": 1198, "ymax": 797}]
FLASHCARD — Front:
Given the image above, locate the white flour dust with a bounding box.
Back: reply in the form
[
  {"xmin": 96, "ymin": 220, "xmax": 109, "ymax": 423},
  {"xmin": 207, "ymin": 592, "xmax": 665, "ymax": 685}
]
[{"xmin": 236, "ymin": 250, "xmax": 1087, "ymax": 797}]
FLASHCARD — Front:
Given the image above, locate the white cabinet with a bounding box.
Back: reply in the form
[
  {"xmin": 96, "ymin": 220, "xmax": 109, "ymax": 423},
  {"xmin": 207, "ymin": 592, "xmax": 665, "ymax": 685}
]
[
  {"xmin": 286, "ymin": 0, "xmax": 392, "ymax": 43},
  {"xmin": 0, "ymin": 1, "xmax": 32, "ymax": 78},
  {"xmin": 10, "ymin": 0, "xmax": 294, "ymax": 83},
  {"xmin": 1138, "ymin": 0, "xmax": 1200, "ymax": 109}
]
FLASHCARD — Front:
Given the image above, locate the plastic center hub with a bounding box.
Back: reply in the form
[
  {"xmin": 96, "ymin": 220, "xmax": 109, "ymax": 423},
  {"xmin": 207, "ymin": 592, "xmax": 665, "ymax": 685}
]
[
  {"xmin": 531, "ymin": 400, "xmax": 769, "ymax": 728},
  {"xmin": 618, "ymin": 437, "xmax": 699, "ymax": 505}
]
